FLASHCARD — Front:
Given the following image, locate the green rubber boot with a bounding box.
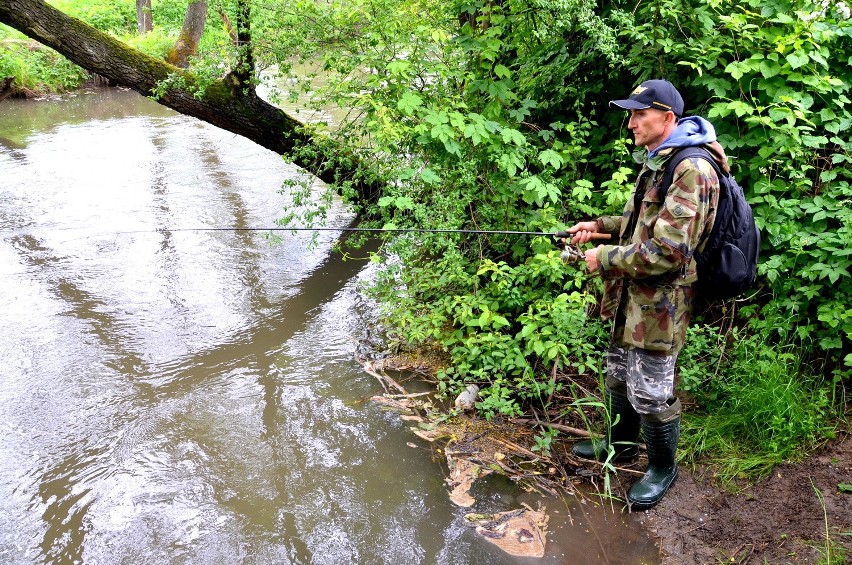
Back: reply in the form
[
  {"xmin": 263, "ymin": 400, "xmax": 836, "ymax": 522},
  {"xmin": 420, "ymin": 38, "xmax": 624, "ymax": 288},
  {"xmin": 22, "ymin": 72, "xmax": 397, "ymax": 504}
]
[
  {"xmin": 627, "ymin": 416, "xmax": 680, "ymax": 510},
  {"xmin": 572, "ymin": 389, "xmax": 640, "ymax": 463}
]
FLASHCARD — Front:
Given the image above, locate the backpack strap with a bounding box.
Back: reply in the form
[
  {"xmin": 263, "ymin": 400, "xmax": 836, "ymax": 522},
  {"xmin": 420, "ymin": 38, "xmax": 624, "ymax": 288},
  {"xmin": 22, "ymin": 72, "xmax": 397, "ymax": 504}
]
[
  {"xmin": 655, "ymin": 145, "xmax": 726, "ymax": 277},
  {"xmin": 657, "ymin": 145, "xmax": 723, "ymax": 202}
]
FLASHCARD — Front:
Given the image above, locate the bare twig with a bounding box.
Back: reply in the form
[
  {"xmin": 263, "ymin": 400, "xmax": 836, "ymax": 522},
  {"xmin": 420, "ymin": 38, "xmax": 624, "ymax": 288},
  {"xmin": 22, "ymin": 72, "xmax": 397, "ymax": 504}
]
[
  {"xmin": 358, "ymin": 358, "xmax": 408, "ymax": 394},
  {"xmin": 510, "ymin": 418, "xmax": 593, "ymax": 438}
]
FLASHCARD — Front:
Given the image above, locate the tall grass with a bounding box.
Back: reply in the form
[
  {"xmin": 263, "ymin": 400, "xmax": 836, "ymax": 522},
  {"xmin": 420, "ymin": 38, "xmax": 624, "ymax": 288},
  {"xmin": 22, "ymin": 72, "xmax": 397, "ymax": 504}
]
[
  {"xmin": 679, "ymin": 324, "xmax": 835, "ymax": 484},
  {"xmin": 0, "ymin": 35, "xmax": 90, "ymax": 94}
]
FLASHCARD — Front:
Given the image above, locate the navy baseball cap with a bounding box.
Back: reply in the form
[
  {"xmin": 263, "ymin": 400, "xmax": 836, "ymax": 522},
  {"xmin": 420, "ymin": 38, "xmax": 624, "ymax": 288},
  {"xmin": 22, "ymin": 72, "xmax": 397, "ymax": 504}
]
[{"xmin": 609, "ymin": 79, "xmax": 684, "ymax": 117}]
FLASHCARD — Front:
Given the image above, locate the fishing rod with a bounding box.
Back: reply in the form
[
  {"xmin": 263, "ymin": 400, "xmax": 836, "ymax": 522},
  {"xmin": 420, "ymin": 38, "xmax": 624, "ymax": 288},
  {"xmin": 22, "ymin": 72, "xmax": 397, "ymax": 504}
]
[
  {"xmin": 150, "ymin": 227, "xmax": 556, "ymax": 236},
  {"xmin": 146, "ymin": 226, "xmax": 612, "ymax": 263},
  {"xmin": 56, "ymin": 226, "xmax": 610, "ymax": 263},
  {"xmin": 147, "ymin": 226, "xmax": 613, "ymax": 239}
]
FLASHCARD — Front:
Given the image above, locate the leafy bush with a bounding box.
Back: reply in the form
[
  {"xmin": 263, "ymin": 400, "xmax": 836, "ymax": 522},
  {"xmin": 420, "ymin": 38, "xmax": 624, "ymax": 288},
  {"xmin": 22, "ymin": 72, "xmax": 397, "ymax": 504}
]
[
  {"xmin": 261, "ymin": 0, "xmax": 850, "ymax": 424},
  {"xmin": 151, "ymin": 0, "xmax": 191, "ymax": 29},
  {"xmin": 124, "ymin": 28, "xmax": 178, "ymax": 60},
  {"xmin": 619, "ymin": 0, "xmax": 852, "ymax": 377},
  {"xmin": 52, "ymin": 0, "xmax": 136, "ymax": 33}
]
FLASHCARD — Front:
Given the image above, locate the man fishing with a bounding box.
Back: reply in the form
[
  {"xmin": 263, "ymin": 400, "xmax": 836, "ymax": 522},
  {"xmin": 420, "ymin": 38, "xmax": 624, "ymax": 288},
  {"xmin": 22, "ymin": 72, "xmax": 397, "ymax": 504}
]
[{"xmin": 565, "ymin": 79, "xmax": 730, "ymax": 509}]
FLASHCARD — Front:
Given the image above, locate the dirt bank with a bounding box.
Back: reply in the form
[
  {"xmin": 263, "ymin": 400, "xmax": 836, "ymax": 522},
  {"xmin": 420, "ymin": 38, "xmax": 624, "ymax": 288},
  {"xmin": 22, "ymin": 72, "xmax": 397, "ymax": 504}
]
[{"xmin": 638, "ymin": 434, "xmax": 852, "ymax": 564}]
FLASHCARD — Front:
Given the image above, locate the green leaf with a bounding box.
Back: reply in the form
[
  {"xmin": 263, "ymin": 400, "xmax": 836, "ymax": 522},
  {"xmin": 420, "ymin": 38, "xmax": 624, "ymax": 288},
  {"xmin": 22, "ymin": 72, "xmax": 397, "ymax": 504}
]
[
  {"xmin": 727, "ymin": 100, "xmax": 752, "ymax": 118},
  {"xmin": 386, "ymin": 60, "xmax": 411, "ymax": 76},
  {"xmin": 518, "ymin": 176, "xmax": 546, "ymax": 205},
  {"xmin": 786, "ymin": 50, "xmax": 809, "ymax": 69},
  {"xmin": 538, "ymin": 149, "xmax": 565, "ymax": 170},
  {"xmin": 394, "ymin": 196, "xmax": 415, "ymax": 210},
  {"xmin": 501, "ymin": 127, "xmax": 527, "ymax": 147},
  {"xmin": 724, "ymin": 60, "xmax": 747, "ymax": 80},
  {"xmin": 820, "ymin": 170, "xmax": 837, "ymax": 183},
  {"xmin": 572, "ymin": 179, "xmax": 594, "ymax": 201},
  {"xmin": 396, "ymin": 91, "xmax": 423, "ymax": 116},
  {"xmin": 802, "ymin": 135, "xmax": 828, "ymax": 148},
  {"xmin": 497, "ymin": 152, "xmax": 524, "ymax": 177},
  {"xmin": 493, "ymin": 64, "xmax": 511, "ymax": 79},
  {"xmin": 478, "ymin": 310, "xmax": 490, "ymax": 327},
  {"xmin": 488, "ymin": 79, "xmax": 515, "ymax": 102},
  {"xmin": 759, "ymin": 60, "xmax": 782, "ymax": 78},
  {"xmin": 420, "ymin": 168, "xmax": 441, "ymax": 184}
]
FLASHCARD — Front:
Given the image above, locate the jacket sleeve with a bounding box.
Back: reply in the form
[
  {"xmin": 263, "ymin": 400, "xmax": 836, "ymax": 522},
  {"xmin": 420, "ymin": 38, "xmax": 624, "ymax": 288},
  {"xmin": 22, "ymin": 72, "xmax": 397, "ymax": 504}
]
[
  {"xmin": 595, "ymin": 216, "xmax": 623, "ymax": 234},
  {"xmin": 596, "ymin": 158, "xmax": 717, "ymax": 280}
]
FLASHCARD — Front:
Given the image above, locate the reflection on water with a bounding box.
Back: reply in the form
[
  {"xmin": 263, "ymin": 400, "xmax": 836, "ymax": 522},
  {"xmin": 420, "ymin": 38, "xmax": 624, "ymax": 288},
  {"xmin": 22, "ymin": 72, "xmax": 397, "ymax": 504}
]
[{"xmin": 0, "ymin": 87, "xmax": 658, "ymax": 564}]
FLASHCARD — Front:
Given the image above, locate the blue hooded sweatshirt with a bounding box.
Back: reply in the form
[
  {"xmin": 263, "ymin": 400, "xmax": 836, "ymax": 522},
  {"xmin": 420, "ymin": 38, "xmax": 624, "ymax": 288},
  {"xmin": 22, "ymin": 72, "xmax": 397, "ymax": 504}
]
[{"xmin": 649, "ymin": 116, "xmax": 717, "ymax": 158}]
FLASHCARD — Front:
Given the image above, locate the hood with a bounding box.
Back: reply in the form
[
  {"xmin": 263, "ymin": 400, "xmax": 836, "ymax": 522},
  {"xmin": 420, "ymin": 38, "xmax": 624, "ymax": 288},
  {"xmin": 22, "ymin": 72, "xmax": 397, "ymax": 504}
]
[
  {"xmin": 650, "ymin": 116, "xmax": 717, "ymax": 157},
  {"xmin": 642, "ymin": 116, "xmax": 731, "ymax": 173}
]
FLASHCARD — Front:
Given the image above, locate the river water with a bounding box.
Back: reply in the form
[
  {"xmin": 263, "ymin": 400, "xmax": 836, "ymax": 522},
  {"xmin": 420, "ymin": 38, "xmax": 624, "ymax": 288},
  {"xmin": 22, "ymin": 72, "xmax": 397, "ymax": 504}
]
[{"xmin": 0, "ymin": 88, "xmax": 658, "ymax": 564}]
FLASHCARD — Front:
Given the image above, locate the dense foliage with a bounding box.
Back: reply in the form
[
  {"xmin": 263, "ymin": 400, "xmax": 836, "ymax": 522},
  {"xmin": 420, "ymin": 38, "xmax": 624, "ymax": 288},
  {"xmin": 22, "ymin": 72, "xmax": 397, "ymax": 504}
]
[
  {"xmin": 2, "ymin": 0, "xmax": 849, "ymax": 476},
  {"xmin": 257, "ymin": 0, "xmax": 851, "ymax": 471},
  {"xmin": 261, "ymin": 0, "xmax": 852, "ymax": 383}
]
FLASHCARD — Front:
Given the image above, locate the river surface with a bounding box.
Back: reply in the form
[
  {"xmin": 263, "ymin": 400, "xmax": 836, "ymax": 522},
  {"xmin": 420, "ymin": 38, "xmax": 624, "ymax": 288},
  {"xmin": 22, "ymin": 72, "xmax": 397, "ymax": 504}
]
[{"xmin": 0, "ymin": 87, "xmax": 658, "ymax": 564}]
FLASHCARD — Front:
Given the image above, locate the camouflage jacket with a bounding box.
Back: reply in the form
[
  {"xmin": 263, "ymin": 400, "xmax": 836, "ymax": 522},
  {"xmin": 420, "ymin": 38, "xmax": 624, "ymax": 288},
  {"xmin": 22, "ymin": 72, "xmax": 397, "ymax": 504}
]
[{"xmin": 593, "ymin": 143, "xmax": 726, "ymax": 354}]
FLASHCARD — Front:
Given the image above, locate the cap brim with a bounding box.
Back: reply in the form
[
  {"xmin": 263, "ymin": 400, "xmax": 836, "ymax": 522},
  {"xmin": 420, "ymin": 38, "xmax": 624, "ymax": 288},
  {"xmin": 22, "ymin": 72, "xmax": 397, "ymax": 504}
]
[{"xmin": 609, "ymin": 99, "xmax": 650, "ymax": 111}]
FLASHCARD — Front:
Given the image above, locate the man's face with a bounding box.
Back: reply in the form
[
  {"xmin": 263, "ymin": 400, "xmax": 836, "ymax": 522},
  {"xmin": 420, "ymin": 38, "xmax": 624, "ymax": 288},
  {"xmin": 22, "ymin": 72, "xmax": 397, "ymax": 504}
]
[{"xmin": 627, "ymin": 108, "xmax": 674, "ymax": 151}]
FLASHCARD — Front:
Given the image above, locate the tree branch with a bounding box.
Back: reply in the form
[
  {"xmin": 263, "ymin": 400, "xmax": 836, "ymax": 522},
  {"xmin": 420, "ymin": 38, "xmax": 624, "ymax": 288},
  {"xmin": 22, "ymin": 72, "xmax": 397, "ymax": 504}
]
[{"xmin": 0, "ymin": 0, "xmax": 382, "ymax": 205}]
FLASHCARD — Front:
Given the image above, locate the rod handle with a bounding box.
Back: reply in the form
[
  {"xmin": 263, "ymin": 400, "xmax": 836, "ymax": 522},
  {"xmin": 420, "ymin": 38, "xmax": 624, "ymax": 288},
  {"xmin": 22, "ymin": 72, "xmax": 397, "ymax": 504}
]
[{"xmin": 553, "ymin": 231, "xmax": 612, "ymax": 241}]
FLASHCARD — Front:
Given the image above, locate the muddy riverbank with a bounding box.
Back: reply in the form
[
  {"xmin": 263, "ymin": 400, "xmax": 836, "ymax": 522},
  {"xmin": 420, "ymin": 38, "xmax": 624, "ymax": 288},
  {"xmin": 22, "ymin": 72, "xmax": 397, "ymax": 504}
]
[
  {"xmin": 641, "ymin": 434, "xmax": 852, "ymax": 564},
  {"xmin": 369, "ymin": 356, "xmax": 852, "ymax": 563}
]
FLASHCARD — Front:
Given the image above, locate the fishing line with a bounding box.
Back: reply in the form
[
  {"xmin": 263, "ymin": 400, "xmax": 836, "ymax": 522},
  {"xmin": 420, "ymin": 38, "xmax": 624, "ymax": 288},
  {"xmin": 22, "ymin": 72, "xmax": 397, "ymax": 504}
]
[
  {"xmin": 47, "ymin": 227, "xmax": 563, "ymax": 241},
  {"xmin": 150, "ymin": 227, "xmax": 560, "ymax": 236},
  {"xmin": 33, "ymin": 226, "xmax": 610, "ymax": 249}
]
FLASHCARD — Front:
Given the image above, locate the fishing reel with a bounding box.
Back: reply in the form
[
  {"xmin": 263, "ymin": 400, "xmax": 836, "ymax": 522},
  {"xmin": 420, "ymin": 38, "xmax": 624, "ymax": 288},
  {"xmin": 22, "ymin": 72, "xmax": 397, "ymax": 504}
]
[{"xmin": 553, "ymin": 234, "xmax": 585, "ymax": 264}]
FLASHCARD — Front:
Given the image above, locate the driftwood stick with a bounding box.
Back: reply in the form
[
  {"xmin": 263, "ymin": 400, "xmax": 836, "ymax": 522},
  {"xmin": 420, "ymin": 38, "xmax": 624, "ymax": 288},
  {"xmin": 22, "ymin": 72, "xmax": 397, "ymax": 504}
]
[
  {"xmin": 493, "ymin": 437, "xmax": 549, "ymax": 461},
  {"xmin": 385, "ymin": 391, "xmax": 433, "ymax": 399},
  {"xmin": 510, "ymin": 418, "xmax": 593, "ymax": 438},
  {"xmin": 358, "ymin": 358, "xmax": 408, "ymax": 394}
]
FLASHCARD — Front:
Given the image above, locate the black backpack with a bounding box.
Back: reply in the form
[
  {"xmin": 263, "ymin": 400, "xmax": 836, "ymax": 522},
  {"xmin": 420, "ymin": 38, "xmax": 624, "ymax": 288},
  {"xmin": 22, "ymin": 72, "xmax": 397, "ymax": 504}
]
[{"xmin": 659, "ymin": 146, "xmax": 760, "ymax": 300}]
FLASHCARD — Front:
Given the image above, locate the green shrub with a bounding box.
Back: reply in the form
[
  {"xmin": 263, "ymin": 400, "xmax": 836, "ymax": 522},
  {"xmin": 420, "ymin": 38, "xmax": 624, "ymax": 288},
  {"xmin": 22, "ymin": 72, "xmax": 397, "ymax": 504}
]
[
  {"xmin": 151, "ymin": 0, "xmax": 191, "ymax": 29},
  {"xmin": 52, "ymin": 0, "xmax": 136, "ymax": 33},
  {"xmin": 264, "ymin": 0, "xmax": 849, "ymax": 430},
  {"xmin": 124, "ymin": 28, "xmax": 178, "ymax": 60}
]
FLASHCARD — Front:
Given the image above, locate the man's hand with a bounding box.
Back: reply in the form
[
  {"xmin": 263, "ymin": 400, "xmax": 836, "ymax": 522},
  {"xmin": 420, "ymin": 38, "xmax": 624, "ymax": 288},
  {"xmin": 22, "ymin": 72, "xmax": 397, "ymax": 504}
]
[
  {"xmin": 566, "ymin": 221, "xmax": 602, "ymax": 244},
  {"xmin": 554, "ymin": 221, "xmax": 608, "ymax": 271},
  {"xmin": 585, "ymin": 246, "xmax": 601, "ymax": 272}
]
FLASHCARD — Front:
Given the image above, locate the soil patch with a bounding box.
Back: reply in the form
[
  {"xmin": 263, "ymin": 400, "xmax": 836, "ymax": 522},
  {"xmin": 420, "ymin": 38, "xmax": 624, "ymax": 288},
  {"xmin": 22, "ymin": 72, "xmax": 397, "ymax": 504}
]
[{"xmin": 640, "ymin": 433, "xmax": 852, "ymax": 564}]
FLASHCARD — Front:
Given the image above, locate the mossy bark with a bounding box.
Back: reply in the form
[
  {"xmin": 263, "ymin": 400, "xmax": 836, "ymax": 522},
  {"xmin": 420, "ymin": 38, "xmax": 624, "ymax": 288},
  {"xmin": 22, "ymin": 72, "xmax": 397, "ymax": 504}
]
[
  {"xmin": 166, "ymin": 0, "xmax": 206, "ymax": 68},
  {"xmin": 0, "ymin": 0, "xmax": 382, "ymax": 205}
]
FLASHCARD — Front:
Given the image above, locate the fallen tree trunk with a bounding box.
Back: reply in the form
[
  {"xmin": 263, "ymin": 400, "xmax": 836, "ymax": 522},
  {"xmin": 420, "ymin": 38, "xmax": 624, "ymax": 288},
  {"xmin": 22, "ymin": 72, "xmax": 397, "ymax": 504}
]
[{"xmin": 0, "ymin": 0, "xmax": 382, "ymax": 205}]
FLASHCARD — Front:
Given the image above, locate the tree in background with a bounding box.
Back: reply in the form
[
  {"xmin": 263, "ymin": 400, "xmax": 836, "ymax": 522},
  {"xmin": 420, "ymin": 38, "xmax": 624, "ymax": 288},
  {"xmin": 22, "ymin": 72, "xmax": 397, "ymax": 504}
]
[
  {"xmin": 136, "ymin": 0, "xmax": 152, "ymax": 33},
  {"xmin": 166, "ymin": 0, "xmax": 206, "ymax": 67}
]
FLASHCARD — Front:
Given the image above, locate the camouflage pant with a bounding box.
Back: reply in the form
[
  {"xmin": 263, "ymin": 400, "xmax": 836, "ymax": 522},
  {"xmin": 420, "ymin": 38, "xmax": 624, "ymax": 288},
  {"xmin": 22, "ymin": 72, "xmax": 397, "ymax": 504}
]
[{"xmin": 604, "ymin": 344, "xmax": 681, "ymax": 422}]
